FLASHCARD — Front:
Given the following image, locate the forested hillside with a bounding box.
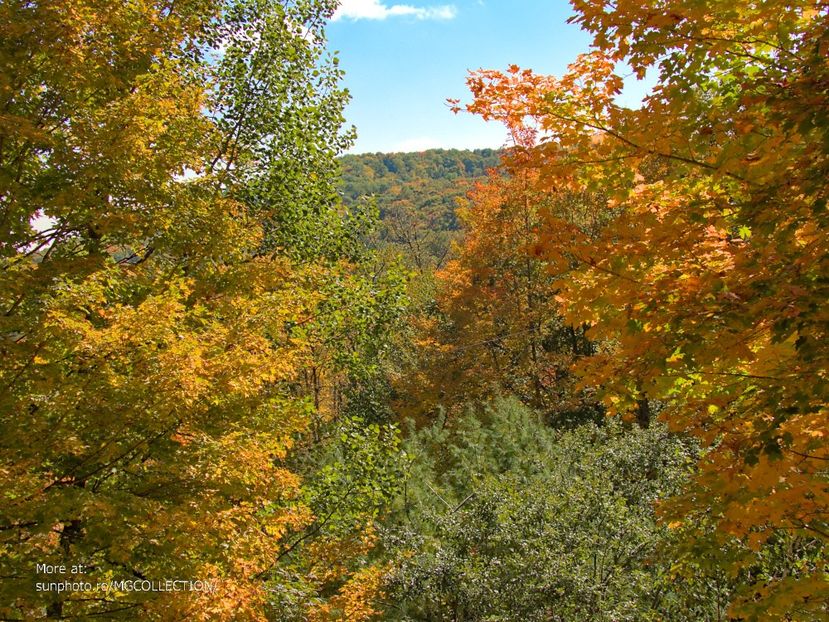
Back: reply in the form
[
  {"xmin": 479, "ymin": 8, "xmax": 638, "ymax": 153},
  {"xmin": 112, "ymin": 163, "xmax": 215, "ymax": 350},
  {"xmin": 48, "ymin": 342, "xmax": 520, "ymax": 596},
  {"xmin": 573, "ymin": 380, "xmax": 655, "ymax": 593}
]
[
  {"xmin": 339, "ymin": 149, "xmax": 501, "ymax": 223},
  {"xmin": 1, "ymin": 0, "xmax": 826, "ymax": 621},
  {"xmin": 340, "ymin": 149, "xmax": 502, "ymax": 271}
]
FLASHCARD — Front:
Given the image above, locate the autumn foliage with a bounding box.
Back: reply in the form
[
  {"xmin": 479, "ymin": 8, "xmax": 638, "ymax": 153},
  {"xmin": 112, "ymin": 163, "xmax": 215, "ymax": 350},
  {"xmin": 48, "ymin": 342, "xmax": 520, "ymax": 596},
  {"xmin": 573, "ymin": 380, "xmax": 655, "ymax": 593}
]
[
  {"xmin": 2, "ymin": 0, "xmax": 828, "ymax": 620},
  {"xmin": 452, "ymin": 0, "xmax": 828, "ymax": 616},
  {"xmin": 0, "ymin": 0, "xmax": 391, "ymax": 619}
]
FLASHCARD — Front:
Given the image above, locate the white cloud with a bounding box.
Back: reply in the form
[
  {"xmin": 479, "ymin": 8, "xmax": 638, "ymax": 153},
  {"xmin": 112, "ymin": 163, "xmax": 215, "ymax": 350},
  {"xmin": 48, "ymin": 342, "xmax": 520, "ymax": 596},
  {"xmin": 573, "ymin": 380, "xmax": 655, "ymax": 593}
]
[{"xmin": 333, "ymin": 0, "xmax": 457, "ymax": 21}]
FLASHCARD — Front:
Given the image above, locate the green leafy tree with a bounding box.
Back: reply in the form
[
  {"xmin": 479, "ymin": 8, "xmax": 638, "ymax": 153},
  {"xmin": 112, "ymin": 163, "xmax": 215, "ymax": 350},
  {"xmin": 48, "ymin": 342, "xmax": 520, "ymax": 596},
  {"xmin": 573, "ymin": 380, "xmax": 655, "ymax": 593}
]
[
  {"xmin": 0, "ymin": 0, "xmax": 398, "ymax": 619},
  {"xmin": 382, "ymin": 399, "xmax": 726, "ymax": 621},
  {"xmin": 266, "ymin": 415, "xmax": 403, "ymax": 620}
]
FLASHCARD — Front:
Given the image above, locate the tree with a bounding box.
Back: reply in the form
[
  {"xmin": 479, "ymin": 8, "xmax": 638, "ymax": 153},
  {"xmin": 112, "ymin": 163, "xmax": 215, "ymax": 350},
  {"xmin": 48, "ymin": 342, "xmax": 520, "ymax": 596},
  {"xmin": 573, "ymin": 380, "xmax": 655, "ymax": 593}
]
[
  {"xmin": 455, "ymin": 0, "xmax": 828, "ymax": 616},
  {"xmin": 339, "ymin": 149, "xmax": 504, "ymax": 273},
  {"xmin": 264, "ymin": 415, "xmax": 402, "ymax": 621},
  {"xmin": 397, "ymin": 161, "xmax": 603, "ymax": 425},
  {"xmin": 0, "ymin": 1, "xmax": 394, "ymax": 619},
  {"xmin": 383, "ymin": 398, "xmax": 712, "ymax": 621}
]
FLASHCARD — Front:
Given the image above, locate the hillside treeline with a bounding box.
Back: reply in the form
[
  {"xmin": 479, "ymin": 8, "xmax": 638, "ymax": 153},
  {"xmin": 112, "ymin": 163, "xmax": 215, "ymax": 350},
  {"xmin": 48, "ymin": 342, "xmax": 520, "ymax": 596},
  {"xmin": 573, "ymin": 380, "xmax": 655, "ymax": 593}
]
[{"xmin": 340, "ymin": 149, "xmax": 502, "ymax": 272}]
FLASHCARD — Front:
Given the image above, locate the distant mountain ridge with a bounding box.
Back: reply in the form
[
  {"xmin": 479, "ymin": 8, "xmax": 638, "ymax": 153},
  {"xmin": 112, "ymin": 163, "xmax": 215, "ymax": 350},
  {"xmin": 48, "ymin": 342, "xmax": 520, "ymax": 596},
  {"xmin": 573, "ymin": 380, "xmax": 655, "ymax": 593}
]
[
  {"xmin": 339, "ymin": 148, "xmax": 502, "ymax": 230},
  {"xmin": 338, "ymin": 148, "xmax": 503, "ymax": 270}
]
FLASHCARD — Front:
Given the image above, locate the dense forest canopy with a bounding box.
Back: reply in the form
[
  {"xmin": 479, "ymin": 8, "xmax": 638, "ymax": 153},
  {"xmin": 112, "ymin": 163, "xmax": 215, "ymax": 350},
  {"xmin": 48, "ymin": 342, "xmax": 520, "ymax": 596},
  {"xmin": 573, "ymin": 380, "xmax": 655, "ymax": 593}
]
[
  {"xmin": 339, "ymin": 149, "xmax": 502, "ymax": 272},
  {"xmin": 341, "ymin": 149, "xmax": 500, "ymax": 197},
  {"xmin": 1, "ymin": 0, "xmax": 826, "ymax": 620}
]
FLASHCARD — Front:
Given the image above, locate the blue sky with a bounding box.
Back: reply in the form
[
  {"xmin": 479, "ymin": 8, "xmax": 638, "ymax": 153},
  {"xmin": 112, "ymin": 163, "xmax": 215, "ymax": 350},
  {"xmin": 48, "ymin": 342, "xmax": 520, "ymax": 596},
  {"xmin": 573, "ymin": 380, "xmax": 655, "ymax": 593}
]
[{"xmin": 327, "ymin": 0, "xmax": 653, "ymax": 154}]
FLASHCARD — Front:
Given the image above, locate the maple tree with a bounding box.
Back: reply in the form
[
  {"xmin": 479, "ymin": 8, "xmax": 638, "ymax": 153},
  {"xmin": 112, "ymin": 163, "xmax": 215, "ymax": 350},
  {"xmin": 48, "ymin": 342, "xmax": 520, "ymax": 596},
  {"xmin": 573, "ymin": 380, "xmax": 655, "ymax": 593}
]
[
  {"xmin": 396, "ymin": 164, "xmax": 603, "ymax": 425},
  {"xmin": 453, "ymin": 0, "xmax": 828, "ymax": 617},
  {"xmin": 0, "ymin": 0, "xmax": 399, "ymax": 619}
]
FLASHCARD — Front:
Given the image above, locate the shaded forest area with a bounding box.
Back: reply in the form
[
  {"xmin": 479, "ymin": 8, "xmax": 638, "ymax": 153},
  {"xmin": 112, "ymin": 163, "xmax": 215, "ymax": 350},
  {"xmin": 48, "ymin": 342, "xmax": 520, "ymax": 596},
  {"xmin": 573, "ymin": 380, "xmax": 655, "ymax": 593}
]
[{"xmin": 1, "ymin": 1, "xmax": 826, "ymax": 621}]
